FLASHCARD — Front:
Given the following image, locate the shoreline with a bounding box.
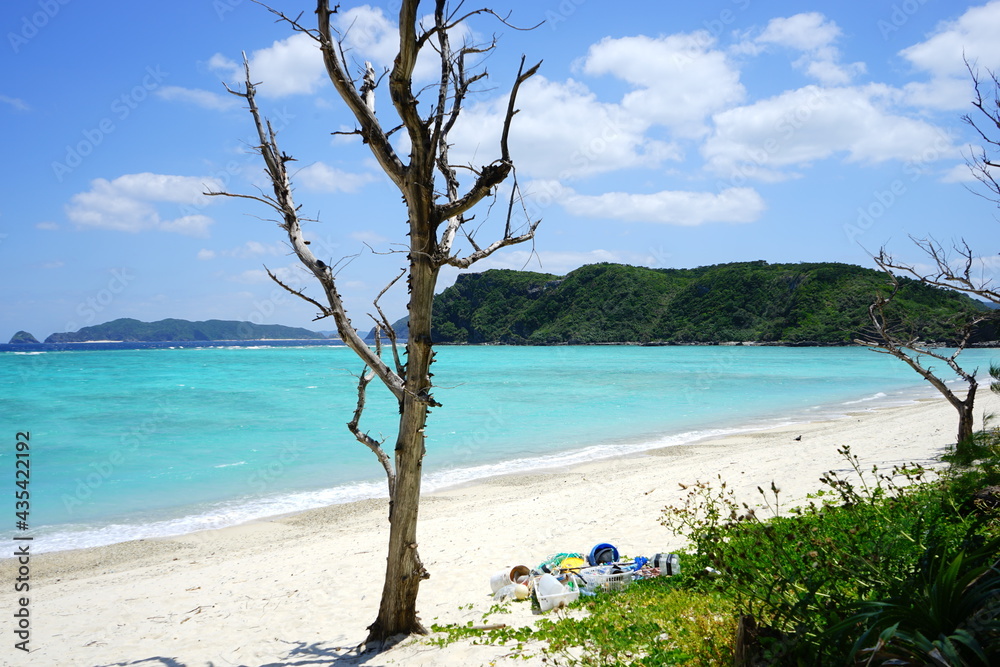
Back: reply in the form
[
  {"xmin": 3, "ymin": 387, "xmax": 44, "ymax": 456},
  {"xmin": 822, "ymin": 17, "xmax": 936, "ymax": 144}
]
[
  {"xmin": 21, "ymin": 381, "xmax": 941, "ymax": 556},
  {"xmin": 4, "ymin": 392, "xmax": 992, "ymax": 666}
]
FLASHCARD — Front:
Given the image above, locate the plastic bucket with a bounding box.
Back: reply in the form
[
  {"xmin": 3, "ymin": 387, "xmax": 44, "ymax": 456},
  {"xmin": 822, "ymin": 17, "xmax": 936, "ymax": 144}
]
[
  {"xmin": 490, "ymin": 565, "xmax": 531, "ymax": 593},
  {"xmin": 587, "ymin": 543, "xmax": 619, "ymax": 566}
]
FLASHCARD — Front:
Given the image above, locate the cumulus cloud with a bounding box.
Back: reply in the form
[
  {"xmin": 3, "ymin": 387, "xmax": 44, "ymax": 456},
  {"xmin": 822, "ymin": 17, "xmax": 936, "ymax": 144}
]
[
  {"xmin": 941, "ymin": 162, "xmax": 979, "ymax": 183},
  {"xmin": 295, "ymin": 162, "xmax": 376, "ymax": 193},
  {"xmin": 155, "ymin": 86, "xmax": 239, "ymax": 111},
  {"xmin": 210, "ymin": 33, "xmax": 325, "ymax": 97},
  {"xmin": 529, "ymin": 180, "xmax": 765, "ymax": 226},
  {"xmin": 899, "ymin": 0, "xmax": 1000, "ymax": 110},
  {"xmin": 207, "ymin": 6, "xmax": 466, "ymax": 99},
  {"xmin": 451, "ymin": 76, "xmax": 680, "ymax": 181},
  {"xmin": 739, "ymin": 13, "xmax": 864, "ymax": 86},
  {"xmin": 702, "ymin": 85, "xmax": 957, "ymax": 179},
  {"xmin": 65, "ymin": 173, "xmax": 223, "ymax": 237},
  {"xmin": 581, "ymin": 32, "xmax": 746, "ymax": 137}
]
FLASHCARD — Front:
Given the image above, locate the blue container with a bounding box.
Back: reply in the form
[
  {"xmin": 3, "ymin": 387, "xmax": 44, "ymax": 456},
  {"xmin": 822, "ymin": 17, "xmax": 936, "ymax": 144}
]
[{"xmin": 587, "ymin": 543, "xmax": 619, "ymax": 566}]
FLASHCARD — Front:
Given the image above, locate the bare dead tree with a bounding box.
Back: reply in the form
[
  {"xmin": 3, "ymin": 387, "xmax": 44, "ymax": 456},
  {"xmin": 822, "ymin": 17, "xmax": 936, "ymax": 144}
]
[
  {"xmin": 207, "ymin": 0, "xmax": 540, "ymax": 647},
  {"xmin": 857, "ymin": 62, "xmax": 1000, "ymax": 449},
  {"xmin": 855, "ymin": 273, "xmax": 985, "ymax": 451}
]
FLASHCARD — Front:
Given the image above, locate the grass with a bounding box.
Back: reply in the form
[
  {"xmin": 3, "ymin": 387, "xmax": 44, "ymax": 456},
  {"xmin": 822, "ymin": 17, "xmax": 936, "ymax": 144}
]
[{"xmin": 429, "ymin": 440, "xmax": 1000, "ymax": 665}]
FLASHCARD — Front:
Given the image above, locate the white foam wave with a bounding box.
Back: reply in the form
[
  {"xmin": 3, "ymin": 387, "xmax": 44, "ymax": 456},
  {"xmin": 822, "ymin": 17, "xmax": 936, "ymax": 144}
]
[
  {"xmin": 31, "ymin": 479, "xmax": 389, "ymax": 554},
  {"xmin": 842, "ymin": 391, "xmax": 887, "ymax": 405}
]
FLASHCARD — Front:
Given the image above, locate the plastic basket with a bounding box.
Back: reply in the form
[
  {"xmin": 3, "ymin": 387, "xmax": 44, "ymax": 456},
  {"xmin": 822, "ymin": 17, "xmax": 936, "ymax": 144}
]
[
  {"xmin": 536, "ymin": 585, "xmax": 580, "ymax": 612},
  {"xmin": 579, "ymin": 566, "xmax": 633, "ymax": 593}
]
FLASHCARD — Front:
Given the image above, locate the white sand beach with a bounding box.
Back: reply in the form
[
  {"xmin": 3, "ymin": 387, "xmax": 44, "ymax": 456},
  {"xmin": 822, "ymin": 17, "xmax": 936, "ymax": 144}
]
[{"xmin": 5, "ymin": 391, "xmax": 995, "ymax": 667}]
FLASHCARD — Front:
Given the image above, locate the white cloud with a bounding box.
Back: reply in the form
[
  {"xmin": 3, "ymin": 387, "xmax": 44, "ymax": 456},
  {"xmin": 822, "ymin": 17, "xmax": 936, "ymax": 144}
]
[
  {"xmin": 155, "ymin": 86, "xmax": 239, "ymax": 111},
  {"xmin": 942, "ymin": 162, "xmax": 978, "ymax": 183},
  {"xmin": 231, "ymin": 263, "xmax": 308, "ymax": 285},
  {"xmin": 210, "ymin": 33, "xmax": 325, "ymax": 97},
  {"xmin": 742, "ymin": 13, "xmax": 864, "ymax": 86},
  {"xmin": 334, "ymin": 5, "xmax": 399, "ymax": 70},
  {"xmin": 756, "ymin": 12, "xmax": 840, "ymax": 52},
  {"xmin": 295, "ymin": 162, "xmax": 376, "ymax": 193},
  {"xmin": 899, "ymin": 0, "xmax": 1000, "ymax": 110},
  {"xmin": 207, "ymin": 6, "xmax": 461, "ymax": 100},
  {"xmin": 65, "ymin": 173, "xmax": 223, "ymax": 237},
  {"xmin": 581, "ymin": 32, "xmax": 745, "ymax": 137},
  {"xmin": 333, "ymin": 5, "xmax": 473, "ymax": 81},
  {"xmin": 702, "ymin": 85, "xmax": 957, "ymax": 179},
  {"xmin": 530, "ymin": 180, "xmax": 765, "ymax": 226},
  {"xmin": 0, "ymin": 94, "xmax": 29, "ymax": 111},
  {"xmin": 198, "ymin": 241, "xmax": 289, "ymax": 260},
  {"xmin": 451, "ymin": 76, "xmax": 680, "ymax": 181}
]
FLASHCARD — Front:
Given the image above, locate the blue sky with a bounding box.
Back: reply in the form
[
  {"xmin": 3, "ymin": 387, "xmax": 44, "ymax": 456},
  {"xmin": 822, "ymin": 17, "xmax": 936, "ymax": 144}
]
[{"xmin": 4, "ymin": 0, "xmax": 1000, "ymax": 341}]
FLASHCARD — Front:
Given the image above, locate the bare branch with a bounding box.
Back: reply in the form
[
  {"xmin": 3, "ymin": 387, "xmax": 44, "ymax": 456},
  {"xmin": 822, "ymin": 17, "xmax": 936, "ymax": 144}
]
[
  {"xmin": 213, "ymin": 53, "xmax": 405, "ymax": 402},
  {"xmin": 436, "ymin": 56, "xmax": 541, "ymax": 230},
  {"xmin": 441, "ymin": 218, "xmax": 541, "ymax": 269},
  {"xmin": 265, "ymin": 267, "xmax": 330, "ymax": 319},
  {"xmin": 855, "ymin": 271, "xmax": 983, "ymax": 445},
  {"xmin": 347, "ymin": 354, "xmax": 396, "ymax": 497},
  {"xmin": 962, "ymin": 57, "xmax": 1000, "ymax": 206},
  {"xmin": 874, "ymin": 238, "xmax": 1000, "ymax": 305},
  {"xmin": 313, "ymin": 1, "xmax": 406, "ymax": 186},
  {"xmin": 370, "ymin": 269, "xmax": 407, "ymax": 377}
]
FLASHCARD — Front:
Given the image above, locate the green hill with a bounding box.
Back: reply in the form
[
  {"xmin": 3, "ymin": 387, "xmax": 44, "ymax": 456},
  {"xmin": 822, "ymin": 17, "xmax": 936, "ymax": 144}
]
[
  {"xmin": 44, "ymin": 318, "xmax": 327, "ymax": 343},
  {"xmin": 424, "ymin": 262, "xmax": 994, "ymax": 345},
  {"xmin": 8, "ymin": 331, "xmax": 40, "ymax": 344}
]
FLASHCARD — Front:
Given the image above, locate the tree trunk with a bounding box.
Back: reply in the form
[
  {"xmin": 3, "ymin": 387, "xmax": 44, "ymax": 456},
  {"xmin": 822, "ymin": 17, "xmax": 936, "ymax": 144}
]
[
  {"xmin": 216, "ymin": 3, "xmax": 541, "ymax": 646},
  {"xmin": 956, "ymin": 383, "xmax": 977, "ymax": 455},
  {"xmin": 367, "ymin": 202, "xmax": 439, "ymax": 643}
]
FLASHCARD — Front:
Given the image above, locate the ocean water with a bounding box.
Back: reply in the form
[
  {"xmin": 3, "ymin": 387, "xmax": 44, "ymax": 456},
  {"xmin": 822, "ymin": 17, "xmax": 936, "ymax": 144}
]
[{"xmin": 2, "ymin": 344, "xmax": 997, "ymax": 553}]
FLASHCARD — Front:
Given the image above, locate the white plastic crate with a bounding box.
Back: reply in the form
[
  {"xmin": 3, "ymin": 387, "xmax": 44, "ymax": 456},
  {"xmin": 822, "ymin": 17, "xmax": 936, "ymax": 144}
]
[{"xmin": 579, "ymin": 566, "xmax": 633, "ymax": 593}]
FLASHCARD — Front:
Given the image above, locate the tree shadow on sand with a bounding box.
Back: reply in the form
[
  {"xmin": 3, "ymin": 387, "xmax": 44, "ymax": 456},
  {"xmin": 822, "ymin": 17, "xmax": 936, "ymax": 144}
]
[
  {"xmin": 93, "ymin": 637, "xmax": 414, "ymax": 667},
  {"xmin": 259, "ymin": 637, "xmax": 414, "ymax": 666}
]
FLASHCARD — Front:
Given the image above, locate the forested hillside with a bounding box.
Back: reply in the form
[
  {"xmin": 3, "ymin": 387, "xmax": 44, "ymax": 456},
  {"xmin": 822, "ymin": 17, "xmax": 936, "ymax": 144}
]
[{"xmin": 418, "ymin": 262, "xmax": 993, "ymax": 344}]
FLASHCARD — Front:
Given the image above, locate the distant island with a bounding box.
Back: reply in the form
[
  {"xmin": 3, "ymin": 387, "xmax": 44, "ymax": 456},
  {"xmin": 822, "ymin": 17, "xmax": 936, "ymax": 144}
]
[
  {"xmin": 39, "ymin": 318, "xmax": 329, "ymax": 344},
  {"xmin": 8, "ymin": 331, "xmax": 41, "ymax": 344},
  {"xmin": 392, "ymin": 261, "xmax": 995, "ymax": 345}
]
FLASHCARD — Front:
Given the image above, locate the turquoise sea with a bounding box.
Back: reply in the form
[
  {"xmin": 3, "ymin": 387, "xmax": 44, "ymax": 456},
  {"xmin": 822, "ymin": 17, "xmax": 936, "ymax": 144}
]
[{"xmin": 2, "ymin": 344, "xmax": 997, "ymax": 553}]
